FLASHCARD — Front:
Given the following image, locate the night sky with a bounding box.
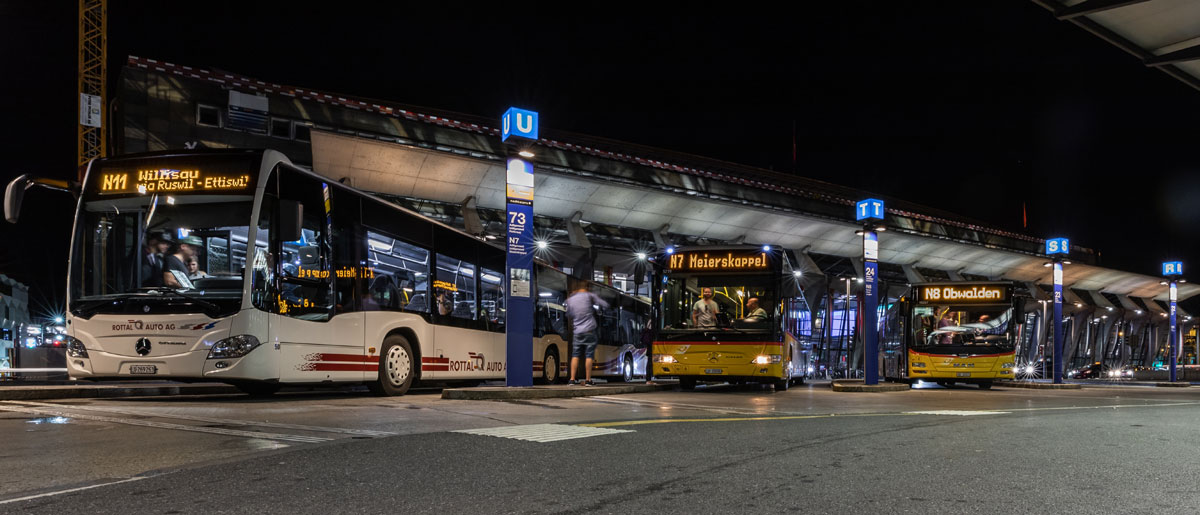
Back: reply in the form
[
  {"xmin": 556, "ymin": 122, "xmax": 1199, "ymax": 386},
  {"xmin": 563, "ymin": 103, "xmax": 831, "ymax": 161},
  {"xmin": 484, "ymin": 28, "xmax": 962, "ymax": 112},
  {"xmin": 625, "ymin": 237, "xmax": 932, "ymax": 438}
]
[{"xmin": 3, "ymin": 2, "xmax": 1198, "ymax": 316}]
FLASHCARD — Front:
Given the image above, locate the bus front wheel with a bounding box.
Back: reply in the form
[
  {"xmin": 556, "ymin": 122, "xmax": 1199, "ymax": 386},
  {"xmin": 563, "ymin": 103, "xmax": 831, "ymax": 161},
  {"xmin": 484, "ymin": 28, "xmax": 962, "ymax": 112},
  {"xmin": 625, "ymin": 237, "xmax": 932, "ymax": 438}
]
[
  {"xmin": 370, "ymin": 334, "xmax": 415, "ymax": 396},
  {"xmin": 978, "ymin": 381, "xmax": 993, "ymax": 390}
]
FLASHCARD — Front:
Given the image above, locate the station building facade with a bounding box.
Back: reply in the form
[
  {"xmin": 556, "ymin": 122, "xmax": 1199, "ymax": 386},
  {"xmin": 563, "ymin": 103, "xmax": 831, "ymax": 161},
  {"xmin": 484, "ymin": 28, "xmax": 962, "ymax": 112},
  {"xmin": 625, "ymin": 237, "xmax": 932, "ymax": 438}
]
[{"xmin": 112, "ymin": 56, "xmax": 1198, "ymax": 376}]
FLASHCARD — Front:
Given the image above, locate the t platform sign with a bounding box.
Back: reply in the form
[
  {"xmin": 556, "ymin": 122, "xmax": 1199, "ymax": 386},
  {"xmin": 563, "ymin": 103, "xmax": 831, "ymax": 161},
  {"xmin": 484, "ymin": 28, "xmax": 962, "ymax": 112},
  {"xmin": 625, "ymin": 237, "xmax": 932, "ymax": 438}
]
[
  {"xmin": 503, "ymin": 107, "xmax": 538, "ymax": 387},
  {"xmin": 856, "ymin": 198, "xmax": 884, "ymax": 385},
  {"xmin": 856, "ymin": 198, "xmax": 885, "ymax": 221}
]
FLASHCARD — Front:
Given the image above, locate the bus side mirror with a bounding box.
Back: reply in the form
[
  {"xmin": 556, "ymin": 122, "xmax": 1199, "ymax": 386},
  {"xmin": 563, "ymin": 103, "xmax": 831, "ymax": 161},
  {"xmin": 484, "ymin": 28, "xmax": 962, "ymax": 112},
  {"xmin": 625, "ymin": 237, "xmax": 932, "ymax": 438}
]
[
  {"xmin": 1013, "ymin": 297, "xmax": 1027, "ymax": 320},
  {"xmin": 278, "ymin": 200, "xmax": 303, "ymax": 242},
  {"xmin": 4, "ymin": 174, "xmax": 28, "ymax": 224},
  {"xmin": 5, "ymin": 174, "xmax": 80, "ymax": 224}
]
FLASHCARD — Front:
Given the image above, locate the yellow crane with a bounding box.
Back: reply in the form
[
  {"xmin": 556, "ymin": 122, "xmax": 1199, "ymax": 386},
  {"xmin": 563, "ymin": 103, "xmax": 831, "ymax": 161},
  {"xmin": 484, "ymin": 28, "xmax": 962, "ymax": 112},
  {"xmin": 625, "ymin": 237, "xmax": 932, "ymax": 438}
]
[{"xmin": 78, "ymin": 0, "xmax": 106, "ymax": 168}]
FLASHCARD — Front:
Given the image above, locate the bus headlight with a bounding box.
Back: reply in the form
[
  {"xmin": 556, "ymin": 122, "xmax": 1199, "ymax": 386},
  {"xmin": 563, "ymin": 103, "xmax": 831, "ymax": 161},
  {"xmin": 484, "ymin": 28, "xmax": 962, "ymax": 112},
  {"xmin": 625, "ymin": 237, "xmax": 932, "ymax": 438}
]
[
  {"xmin": 1025, "ymin": 365, "xmax": 1035, "ymax": 375},
  {"xmin": 207, "ymin": 335, "xmax": 261, "ymax": 359},
  {"xmin": 1002, "ymin": 362, "xmax": 1015, "ymax": 368},
  {"xmin": 754, "ymin": 355, "xmax": 782, "ymax": 364},
  {"xmin": 911, "ymin": 362, "xmax": 926, "ymax": 368},
  {"xmin": 66, "ymin": 337, "xmax": 89, "ymax": 358},
  {"xmin": 656, "ymin": 355, "xmax": 675, "ymax": 364}
]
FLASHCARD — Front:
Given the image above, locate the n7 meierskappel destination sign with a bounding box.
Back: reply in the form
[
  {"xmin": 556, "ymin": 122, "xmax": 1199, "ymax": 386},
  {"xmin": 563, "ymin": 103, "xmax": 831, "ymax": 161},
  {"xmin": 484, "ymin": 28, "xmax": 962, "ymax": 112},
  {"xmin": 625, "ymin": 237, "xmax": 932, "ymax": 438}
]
[{"xmin": 667, "ymin": 250, "xmax": 770, "ymax": 272}]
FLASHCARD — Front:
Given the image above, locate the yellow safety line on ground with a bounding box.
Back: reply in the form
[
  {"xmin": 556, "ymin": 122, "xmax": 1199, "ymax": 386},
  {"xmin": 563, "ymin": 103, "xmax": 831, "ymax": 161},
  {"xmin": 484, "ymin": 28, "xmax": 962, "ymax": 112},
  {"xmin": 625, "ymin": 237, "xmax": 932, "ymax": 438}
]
[{"xmin": 580, "ymin": 412, "xmax": 912, "ymax": 428}]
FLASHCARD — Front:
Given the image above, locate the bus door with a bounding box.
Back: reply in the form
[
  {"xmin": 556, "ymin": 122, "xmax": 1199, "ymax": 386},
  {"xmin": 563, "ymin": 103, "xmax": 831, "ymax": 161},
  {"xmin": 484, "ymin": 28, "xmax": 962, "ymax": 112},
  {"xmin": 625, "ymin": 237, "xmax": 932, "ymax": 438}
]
[{"xmin": 271, "ymin": 171, "xmax": 366, "ymax": 383}]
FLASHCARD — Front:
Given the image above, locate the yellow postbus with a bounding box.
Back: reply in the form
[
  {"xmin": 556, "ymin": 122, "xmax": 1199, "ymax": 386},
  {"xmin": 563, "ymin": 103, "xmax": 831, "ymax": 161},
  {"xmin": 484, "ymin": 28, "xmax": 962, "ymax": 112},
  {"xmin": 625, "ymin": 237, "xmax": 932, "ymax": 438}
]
[
  {"xmin": 884, "ymin": 281, "xmax": 1021, "ymax": 389},
  {"xmin": 650, "ymin": 246, "xmax": 803, "ymax": 390}
]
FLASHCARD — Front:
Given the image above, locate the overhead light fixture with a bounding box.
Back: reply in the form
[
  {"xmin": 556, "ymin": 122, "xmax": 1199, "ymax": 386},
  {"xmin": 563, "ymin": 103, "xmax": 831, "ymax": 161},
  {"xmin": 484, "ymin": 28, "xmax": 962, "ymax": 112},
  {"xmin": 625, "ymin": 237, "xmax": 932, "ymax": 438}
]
[
  {"xmin": 875, "ymin": 225, "xmax": 886, "ymax": 232},
  {"xmin": 793, "ymin": 271, "xmax": 803, "ymax": 278},
  {"xmin": 536, "ymin": 241, "xmax": 548, "ymax": 249},
  {"xmin": 1063, "ymin": 260, "xmax": 1071, "ymax": 265},
  {"xmin": 1043, "ymin": 262, "xmax": 1053, "ymax": 268},
  {"xmin": 665, "ymin": 246, "xmax": 675, "ymax": 255},
  {"xmin": 518, "ymin": 150, "xmax": 535, "ymax": 158},
  {"xmin": 636, "ymin": 252, "xmax": 647, "ymax": 260},
  {"xmin": 762, "ymin": 245, "xmax": 771, "ymax": 252}
]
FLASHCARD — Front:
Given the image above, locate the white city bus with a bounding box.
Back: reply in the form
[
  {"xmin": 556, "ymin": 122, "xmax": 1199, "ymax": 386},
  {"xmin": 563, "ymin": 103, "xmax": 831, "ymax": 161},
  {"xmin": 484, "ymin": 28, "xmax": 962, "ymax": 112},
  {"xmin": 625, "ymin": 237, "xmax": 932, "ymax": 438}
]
[{"xmin": 5, "ymin": 149, "xmax": 648, "ymax": 395}]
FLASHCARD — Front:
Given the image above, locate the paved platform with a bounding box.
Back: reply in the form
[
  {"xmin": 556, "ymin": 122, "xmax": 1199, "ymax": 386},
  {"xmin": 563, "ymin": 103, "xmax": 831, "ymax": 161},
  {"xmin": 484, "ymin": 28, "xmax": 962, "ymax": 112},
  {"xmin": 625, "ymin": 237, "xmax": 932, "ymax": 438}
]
[
  {"xmin": 830, "ymin": 379, "xmax": 909, "ymax": 392},
  {"xmin": 1156, "ymin": 382, "xmax": 1192, "ymax": 387},
  {"xmin": 0, "ymin": 382, "xmax": 239, "ymax": 400},
  {"xmin": 1001, "ymin": 381, "xmax": 1083, "ymax": 390},
  {"xmin": 442, "ymin": 381, "xmax": 675, "ymax": 400}
]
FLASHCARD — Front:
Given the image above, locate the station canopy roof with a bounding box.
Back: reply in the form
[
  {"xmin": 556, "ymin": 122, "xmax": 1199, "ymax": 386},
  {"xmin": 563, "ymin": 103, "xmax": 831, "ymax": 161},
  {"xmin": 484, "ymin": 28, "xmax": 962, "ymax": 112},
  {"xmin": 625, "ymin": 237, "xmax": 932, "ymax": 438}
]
[
  {"xmin": 1033, "ymin": 0, "xmax": 1200, "ymax": 91},
  {"xmin": 311, "ymin": 131, "xmax": 1198, "ymax": 302}
]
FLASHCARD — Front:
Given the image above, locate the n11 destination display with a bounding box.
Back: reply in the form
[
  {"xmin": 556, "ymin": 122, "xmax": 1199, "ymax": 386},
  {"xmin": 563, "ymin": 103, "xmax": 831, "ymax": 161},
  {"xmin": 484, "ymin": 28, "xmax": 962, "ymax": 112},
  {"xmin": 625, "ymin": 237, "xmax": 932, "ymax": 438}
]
[{"xmin": 95, "ymin": 168, "xmax": 252, "ymax": 195}]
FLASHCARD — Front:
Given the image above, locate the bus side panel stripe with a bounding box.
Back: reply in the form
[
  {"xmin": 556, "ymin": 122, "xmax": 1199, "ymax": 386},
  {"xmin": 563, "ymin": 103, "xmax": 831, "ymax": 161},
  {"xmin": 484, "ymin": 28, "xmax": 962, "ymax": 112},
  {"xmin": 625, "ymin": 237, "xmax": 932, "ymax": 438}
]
[{"xmin": 310, "ymin": 363, "xmax": 378, "ymax": 372}]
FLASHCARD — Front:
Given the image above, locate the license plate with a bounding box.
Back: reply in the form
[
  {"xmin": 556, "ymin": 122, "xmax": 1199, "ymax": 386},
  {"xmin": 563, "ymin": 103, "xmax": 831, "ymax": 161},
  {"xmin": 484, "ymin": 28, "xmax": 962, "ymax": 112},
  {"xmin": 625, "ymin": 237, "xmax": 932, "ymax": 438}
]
[
  {"xmin": 130, "ymin": 365, "xmax": 158, "ymax": 375},
  {"xmin": 956, "ymin": 372, "xmax": 970, "ymax": 377},
  {"xmin": 704, "ymin": 369, "xmax": 723, "ymax": 374}
]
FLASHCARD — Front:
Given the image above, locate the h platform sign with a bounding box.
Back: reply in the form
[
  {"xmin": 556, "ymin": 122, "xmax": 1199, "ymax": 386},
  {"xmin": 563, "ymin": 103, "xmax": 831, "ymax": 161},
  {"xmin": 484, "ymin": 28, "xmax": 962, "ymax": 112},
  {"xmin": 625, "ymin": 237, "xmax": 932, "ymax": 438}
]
[
  {"xmin": 1164, "ymin": 261, "xmax": 1183, "ymax": 276},
  {"xmin": 855, "ymin": 199, "xmax": 885, "ymax": 221},
  {"xmin": 502, "ymin": 107, "xmax": 539, "ymax": 143},
  {"xmin": 1046, "ymin": 238, "xmax": 1069, "ymax": 255}
]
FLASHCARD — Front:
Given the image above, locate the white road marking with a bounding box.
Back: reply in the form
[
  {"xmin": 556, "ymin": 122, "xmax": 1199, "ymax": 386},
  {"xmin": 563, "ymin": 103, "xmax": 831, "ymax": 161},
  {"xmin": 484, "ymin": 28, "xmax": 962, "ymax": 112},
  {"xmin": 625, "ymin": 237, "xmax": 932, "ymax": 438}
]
[
  {"xmin": 0, "ymin": 476, "xmax": 148, "ymax": 505},
  {"xmin": 905, "ymin": 410, "xmax": 1011, "ymax": 416},
  {"xmin": 0, "ymin": 404, "xmax": 329, "ymax": 444},
  {"xmin": 454, "ymin": 423, "xmax": 634, "ymax": 442},
  {"xmin": 6, "ymin": 400, "xmax": 395, "ymax": 437}
]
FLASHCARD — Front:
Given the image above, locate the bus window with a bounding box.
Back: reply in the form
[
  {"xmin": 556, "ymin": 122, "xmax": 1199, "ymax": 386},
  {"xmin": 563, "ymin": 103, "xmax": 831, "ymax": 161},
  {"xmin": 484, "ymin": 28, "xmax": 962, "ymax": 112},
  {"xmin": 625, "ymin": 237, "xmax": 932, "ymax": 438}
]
[
  {"xmin": 364, "ymin": 230, "xmax": 429, "ymax": 313},
  {"xmin": 436, "ymin": 254, "xmax": 476, "ymax": 321},
  {"xmin": 536, "ymin": 265, "xmax": 568, "ymax": 338},
  {"xmin": 481, "ymin": 267, "xmax": 505, "ymax": 331},
  {"xmin": 276, "ymin": 170, "xmax": 332, "ymax": 321}
]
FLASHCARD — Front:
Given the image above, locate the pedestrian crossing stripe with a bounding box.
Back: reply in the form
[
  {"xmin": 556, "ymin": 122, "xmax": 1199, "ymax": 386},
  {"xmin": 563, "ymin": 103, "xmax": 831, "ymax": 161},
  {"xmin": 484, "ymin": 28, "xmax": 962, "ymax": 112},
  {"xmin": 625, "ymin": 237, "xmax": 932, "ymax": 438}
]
[
  {"xmin": 905, "ymin": 410, "xmax": 1010, "ymax": 416},
  {"xmin": 453, "ymin": 423, "xmax": 634, "ymax": 442}
]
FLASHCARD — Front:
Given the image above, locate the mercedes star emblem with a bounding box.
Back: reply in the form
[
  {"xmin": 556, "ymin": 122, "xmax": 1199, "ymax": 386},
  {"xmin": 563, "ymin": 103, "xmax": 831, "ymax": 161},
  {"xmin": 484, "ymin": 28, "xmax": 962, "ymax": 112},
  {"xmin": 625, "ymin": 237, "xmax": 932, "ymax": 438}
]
[{"xmin": 135, "ymin": 338, "xmax": 152, "ymax": 356}]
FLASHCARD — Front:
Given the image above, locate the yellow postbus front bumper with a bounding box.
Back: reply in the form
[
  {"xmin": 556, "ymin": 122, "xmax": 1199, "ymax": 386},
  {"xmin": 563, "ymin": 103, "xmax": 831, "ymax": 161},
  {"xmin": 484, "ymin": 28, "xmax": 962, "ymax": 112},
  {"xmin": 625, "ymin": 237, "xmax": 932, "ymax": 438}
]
[
  {"xmin": 652, "ymin": 342, "xmax": 787, "ymax": 380},
  {"xmin": 907, "ymin": 350, "xmax": 1015, "ymax": 381}
]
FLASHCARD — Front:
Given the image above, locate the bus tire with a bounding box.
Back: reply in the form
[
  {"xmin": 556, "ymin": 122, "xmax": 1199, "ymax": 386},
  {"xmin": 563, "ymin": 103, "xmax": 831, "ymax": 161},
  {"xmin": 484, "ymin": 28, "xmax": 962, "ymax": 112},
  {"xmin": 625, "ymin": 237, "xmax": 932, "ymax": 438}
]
[
  {"xmin": 775, "ymin": 361, "xmax": 792, "ymax": 391},
  {"xmin": 621, "ymin": 355, "xmax": 634, "ymax": 383},
  {"xmin": 978, "ymin": 381, "xmax": 993, "ymax": 390},
  {"xmin": 235, "ymin": 382, "xmax": 280, "ymax": 397},
  {"xmin": 370, "ymin": 335, "xmax": 415, "ymax": 396},
  {"xmin": 540, "ymin": 348, "xmax": 561, "ymax": 384},
  {"xmin": 680, "ymin": 377, "xmax": 697, "ymax": 391}
]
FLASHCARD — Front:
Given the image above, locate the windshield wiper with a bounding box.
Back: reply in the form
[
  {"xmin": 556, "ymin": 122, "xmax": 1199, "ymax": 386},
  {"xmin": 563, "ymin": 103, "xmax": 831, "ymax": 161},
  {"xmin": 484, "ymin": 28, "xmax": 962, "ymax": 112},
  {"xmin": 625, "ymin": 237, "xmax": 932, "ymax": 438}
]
[{"xmin": 144, "ymin": 287, "xmax": 222, "ymax": 315}]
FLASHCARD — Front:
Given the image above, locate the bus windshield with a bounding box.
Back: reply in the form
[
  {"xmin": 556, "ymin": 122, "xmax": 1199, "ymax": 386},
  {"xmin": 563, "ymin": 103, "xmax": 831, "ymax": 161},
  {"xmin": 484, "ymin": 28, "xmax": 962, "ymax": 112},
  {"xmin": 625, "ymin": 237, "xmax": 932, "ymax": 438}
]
[
  {"xmin": 911, "ymin": 304, "xmax": 1014, "ymax": 351},
  {"xmin": 69, "ymin": 192, "xmax": 254, "ymax": 318},
  {"xmin": 659, "ymin": 274, "xmax": 776, "ymax": 332}
]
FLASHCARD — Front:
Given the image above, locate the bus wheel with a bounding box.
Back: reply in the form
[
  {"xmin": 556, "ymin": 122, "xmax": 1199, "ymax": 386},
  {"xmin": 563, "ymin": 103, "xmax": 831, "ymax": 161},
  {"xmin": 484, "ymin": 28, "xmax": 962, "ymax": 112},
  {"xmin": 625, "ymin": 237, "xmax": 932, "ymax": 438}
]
[
  {"xmin": 621, "ymin": 355, "xmax": 634, "ymax": 383},
  {"xmin": 236, "ymin": 382, "xmax": 280, "ymax": 397},
  {"xmin": 978, "ymin": 381, "xmax": 993, "ymax": 390},
  {"xmin": 680, "ymin": 377, "xmax": 697, "ymax": 391},
  {"xmin": 370, "ymin": 335, "xmax": 414, "ymax": 396},
  {"xmin": 540, "ymin": 348, "xmax": 560, "ymax": 384},
  {"xmin": 775, "ymin": 361, "xmax": 792, "ymax": 391}
]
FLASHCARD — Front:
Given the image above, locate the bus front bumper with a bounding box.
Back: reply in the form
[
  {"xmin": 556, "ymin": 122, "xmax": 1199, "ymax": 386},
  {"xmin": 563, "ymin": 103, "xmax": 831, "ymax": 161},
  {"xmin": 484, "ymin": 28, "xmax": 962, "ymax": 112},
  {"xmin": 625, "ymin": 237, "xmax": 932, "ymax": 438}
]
[{"xmin": 655, "ymin": 362, "xmax": 786, "ymax": 380}]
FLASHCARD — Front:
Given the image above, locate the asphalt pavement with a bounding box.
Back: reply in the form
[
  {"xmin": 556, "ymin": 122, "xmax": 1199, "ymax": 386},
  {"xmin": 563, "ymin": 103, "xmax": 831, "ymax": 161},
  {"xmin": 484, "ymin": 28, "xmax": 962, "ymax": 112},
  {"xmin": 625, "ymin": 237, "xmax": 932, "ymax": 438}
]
[{"xmin": 3, "ymin": 382, "xmax": 1200, "ymax": 514}]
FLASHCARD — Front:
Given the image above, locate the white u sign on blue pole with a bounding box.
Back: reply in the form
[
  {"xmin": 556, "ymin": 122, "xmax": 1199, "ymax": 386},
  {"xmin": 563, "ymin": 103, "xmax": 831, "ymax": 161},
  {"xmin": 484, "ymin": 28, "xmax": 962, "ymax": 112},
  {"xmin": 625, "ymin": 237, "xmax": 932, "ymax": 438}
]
[{"xmin": 502, "ymin": 108, "xmax": 539, "ymax": 143}]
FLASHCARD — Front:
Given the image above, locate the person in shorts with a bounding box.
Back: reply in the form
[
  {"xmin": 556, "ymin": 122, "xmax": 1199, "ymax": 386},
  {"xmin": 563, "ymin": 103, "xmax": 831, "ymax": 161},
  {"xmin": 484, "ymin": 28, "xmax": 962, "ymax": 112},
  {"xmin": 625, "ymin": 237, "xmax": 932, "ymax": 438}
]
[{"xmin": 565, "ymin": 279, "xmax": 609, "ymax": 386}]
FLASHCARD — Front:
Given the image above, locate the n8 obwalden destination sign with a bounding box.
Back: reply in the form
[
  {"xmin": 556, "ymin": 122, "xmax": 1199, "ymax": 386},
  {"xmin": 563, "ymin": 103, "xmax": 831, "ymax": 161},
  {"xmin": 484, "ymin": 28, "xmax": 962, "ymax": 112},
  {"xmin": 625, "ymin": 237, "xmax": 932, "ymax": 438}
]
[{"xmin": 916, "ymin": 283, "xmax": 1012, "ymax": 304}]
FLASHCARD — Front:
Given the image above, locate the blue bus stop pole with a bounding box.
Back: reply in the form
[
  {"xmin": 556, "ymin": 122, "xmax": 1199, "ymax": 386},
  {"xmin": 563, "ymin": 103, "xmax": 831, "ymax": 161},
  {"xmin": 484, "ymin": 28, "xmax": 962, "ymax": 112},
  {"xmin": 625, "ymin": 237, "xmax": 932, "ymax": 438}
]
[{"xmin": 1053, "ymin": 261, "xmax": 1064, "ymax": 384}]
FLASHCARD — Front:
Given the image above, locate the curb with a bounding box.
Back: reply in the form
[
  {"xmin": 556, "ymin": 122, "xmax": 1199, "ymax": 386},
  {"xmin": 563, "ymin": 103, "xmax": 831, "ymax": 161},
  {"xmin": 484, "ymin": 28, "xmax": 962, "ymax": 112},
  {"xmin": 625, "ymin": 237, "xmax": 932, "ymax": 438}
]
[
  {"xmin": 1000, "ymin": 382, "xmax": 1083, "ymax": 390},
  {"xmin": 0, "ymin": 384, "xmax": 239, "ymax": 401},
  {"xmin": 442, "ymin": 382, "xmax": 674, "ymax": 400},
  {"xmin": 1155, "ymin": 382, "xmax": 1192, "ymax": 388},
  {"xmin": 830, "ymin": 379, "xmax": 909, "ymax": 392}
]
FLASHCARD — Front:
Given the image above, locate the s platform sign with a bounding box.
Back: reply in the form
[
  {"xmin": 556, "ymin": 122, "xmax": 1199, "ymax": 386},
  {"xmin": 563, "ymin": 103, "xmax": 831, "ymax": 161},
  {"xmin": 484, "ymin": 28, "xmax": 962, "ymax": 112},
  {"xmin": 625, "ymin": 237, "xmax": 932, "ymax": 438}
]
[{"xmin": 1046, "ymin": 238, "xmax": 1069, "ymax": 255}]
